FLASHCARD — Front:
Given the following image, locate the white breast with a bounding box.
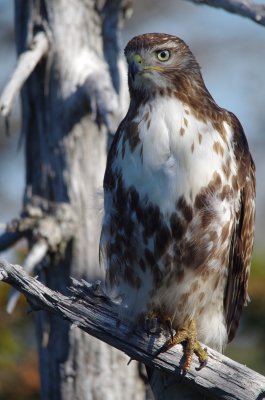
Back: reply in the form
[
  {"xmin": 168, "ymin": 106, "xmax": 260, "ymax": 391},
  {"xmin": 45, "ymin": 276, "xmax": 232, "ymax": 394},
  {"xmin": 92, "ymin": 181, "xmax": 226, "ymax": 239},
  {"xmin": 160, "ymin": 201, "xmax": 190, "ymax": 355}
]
[{"xmin": 117, "ymin": 96, "xmax": 236, "ymax": 215}]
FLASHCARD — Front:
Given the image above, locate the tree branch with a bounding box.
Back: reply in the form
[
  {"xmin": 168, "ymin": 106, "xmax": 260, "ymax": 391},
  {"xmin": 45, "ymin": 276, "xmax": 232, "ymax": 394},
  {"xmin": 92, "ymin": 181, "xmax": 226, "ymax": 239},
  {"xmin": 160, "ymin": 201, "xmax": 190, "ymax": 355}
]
[
  {"xmin": 186, "ymin": 0, "xmax": 265, "ymax": 27},
  {"xmin": 0, "ymin": 260, "xmax": 264, "ymax": 400},
  {"xmin": 0, "ymin": 31, "xmax": 49, "ymax": 117},
  {"xmin": 0, "ymin": 231, "xmax": 24, "ymax": 252},
  {"xmin": 6, "ymin": 240, "xmax": 48, "ymax": 314}
]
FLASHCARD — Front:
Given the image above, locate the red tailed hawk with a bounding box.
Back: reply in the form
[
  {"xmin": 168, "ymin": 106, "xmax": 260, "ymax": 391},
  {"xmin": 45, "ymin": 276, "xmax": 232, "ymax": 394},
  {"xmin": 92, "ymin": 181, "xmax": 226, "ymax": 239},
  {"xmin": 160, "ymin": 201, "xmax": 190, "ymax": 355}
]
[{"xmin": 100, "ymin": 33, "xmax": 256, "ymax": 373}]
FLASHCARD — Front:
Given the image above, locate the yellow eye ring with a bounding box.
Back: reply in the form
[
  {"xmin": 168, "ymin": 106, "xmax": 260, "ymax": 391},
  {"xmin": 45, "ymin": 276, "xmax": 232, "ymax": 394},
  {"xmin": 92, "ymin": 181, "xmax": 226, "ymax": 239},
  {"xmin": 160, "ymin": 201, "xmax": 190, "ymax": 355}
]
[{"xmin": 156, "ymin": 50, "xmax": 170, "ymax": 61}]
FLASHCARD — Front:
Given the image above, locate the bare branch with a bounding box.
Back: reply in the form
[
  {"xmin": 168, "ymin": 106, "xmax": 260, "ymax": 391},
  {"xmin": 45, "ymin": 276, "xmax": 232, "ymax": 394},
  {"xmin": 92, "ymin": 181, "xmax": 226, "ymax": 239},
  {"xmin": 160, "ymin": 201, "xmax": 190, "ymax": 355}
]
[
  {"xmin": 83, "ymin": 70, "xmax": 122, "ymax": 134},
  {"xmin": 6, "ymin": 240, "xmax": 48, "ymax": 314},
  {"xmin": 0, "ymin": 259, "xmax": 264, "ymax": 400},
  {"xmin": 0, "ymin": 31, "xmax": 49, "ymax": 117},
  {"xmin": 23, "ymin": 240, "xmax": 48, "ymax": 273},
  {"xmin": 1, "ymin": 198, "xmax": 77, "ymax": 254},
  {"xmin": 0, "ymin": 231, "xmax": 24, "ymax": 252},
  {"xmin": 0, "ymin": 199, "xmax": 77, "ymax": 314},
  {"xmin": 186, "ymin": 0, "xmax": 265, "ymax": 26}
]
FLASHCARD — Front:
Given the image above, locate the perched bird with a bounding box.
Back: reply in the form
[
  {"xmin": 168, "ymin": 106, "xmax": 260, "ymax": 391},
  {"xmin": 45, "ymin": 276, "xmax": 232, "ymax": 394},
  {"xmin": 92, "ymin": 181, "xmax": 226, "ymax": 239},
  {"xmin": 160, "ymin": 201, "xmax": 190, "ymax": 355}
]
[{"xmin": 100, "ymin": 33, "xmax": 255, "ymax": 373}]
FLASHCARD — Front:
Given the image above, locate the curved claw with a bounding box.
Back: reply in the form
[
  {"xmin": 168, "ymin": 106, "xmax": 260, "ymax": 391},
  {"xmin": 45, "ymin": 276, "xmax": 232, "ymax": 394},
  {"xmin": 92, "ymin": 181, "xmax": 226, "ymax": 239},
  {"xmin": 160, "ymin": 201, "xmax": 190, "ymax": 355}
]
[
  {"xmin": 195, "ymin": 348, "xmax": 208, "ymax": 371},
  {"xmin": 152, "ymin": 343, "xmax": 168, "ymax": 358},
  {"xmin": 195, "ymin": 359, "xmax": 208, "ymax": 371},
  {"xmin": 165, "ymin": 318, "xmax": 175, "ymax": 342},
  {"xmin": 152, "ymin": 321, "xmax": 208, "ymax": 375}
]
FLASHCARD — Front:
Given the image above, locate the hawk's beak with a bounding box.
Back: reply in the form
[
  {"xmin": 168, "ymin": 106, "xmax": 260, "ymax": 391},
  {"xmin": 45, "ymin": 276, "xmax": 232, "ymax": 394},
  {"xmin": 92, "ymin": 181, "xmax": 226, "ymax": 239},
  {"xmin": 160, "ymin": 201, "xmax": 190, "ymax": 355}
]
[
  {"xmin": 128, "ymin": 54, "xmax": 143, "ymax": 81},
  {"xmin": 128, "ymin": 53, "xmax": 164, "ymax": 82}
]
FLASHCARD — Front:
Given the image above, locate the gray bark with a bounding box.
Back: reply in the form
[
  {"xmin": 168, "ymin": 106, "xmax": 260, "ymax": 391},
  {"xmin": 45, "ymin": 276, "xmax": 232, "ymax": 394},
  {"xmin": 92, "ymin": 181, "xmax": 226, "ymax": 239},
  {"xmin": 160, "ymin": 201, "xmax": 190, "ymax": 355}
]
[
  {"xmin": 1, "ymin": 260, "xmax": 265, "ymax": 400},
  {"xmin": 14, "ymin": 1, "xmax": 147, "ymax": 399},
  {"xmin": 185, "ymin": 0, "xmax": 265, "ymax": 26}
]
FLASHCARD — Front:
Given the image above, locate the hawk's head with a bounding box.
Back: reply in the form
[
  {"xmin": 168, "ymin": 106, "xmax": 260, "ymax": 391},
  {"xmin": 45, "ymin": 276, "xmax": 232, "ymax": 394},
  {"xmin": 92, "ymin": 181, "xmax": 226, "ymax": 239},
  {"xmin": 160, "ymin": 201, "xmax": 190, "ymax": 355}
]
[{"xmin": 124, "ymin": 33, "xmax": 201, "ymax": 95}]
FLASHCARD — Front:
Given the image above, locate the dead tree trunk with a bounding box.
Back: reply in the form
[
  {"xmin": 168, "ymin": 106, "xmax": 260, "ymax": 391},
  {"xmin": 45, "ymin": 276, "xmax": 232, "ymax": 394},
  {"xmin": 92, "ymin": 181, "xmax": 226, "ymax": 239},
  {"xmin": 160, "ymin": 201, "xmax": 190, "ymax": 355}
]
[{"xmin": 12, "ymin": 1, "xmax": 147, "ymax": 399}]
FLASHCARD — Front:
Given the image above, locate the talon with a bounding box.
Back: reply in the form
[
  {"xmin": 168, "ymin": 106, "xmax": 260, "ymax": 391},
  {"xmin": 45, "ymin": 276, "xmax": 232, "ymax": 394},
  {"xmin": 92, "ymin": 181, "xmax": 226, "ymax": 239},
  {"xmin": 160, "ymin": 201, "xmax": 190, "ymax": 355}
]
[
  {"xmin": 195, "ymin": 358, "xmax": 207, "ymax": 371},
  {"xmin": 153, "ymin": 319, "xmax": 208, "ymax": 374},
  {"xmin": 195, "ymin": 347, "xmax": 208, "ymax": 371},
  {"xmin": 153, "ymin": 342, "xmax": 168, "ymax": 358}
]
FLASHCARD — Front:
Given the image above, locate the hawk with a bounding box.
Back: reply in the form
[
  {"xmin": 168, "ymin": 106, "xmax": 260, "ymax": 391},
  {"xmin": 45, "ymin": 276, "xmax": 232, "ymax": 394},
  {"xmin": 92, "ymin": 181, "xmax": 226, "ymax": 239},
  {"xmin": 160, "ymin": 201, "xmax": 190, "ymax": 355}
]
[{"xmin": 100, "ymin": 33, "xmax": 256, "ymax": 373}]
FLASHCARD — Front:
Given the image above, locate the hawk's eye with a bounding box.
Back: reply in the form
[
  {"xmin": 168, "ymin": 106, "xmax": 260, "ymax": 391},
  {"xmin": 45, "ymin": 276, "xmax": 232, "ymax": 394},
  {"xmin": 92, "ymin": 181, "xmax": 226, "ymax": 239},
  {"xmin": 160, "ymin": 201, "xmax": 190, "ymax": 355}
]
[{"xmin": 156, "ymin": 50, "xmax": 170, "ymax": 62}]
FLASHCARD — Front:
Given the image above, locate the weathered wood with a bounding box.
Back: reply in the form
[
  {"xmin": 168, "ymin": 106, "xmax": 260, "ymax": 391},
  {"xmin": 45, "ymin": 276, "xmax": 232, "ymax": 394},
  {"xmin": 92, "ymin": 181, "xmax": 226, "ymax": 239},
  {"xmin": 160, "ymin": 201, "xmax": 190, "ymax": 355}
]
[
  {"xmin": 7, "ymin": 240, "xmax": 48, "ymax": 313},
  {"xmin": 12, "ymin": 1, "xmax": 145, "ymax": 399},
  {"xmin": 0, "ymin": 31, "xmax": 49, "ymax": 117},
  {"xmin": 185, "ymin": 0, "xmax": 265, "ymax": 27},
  {"xmin": 1, "ymin": 260, "xmax": 265, "ymax": 400}
]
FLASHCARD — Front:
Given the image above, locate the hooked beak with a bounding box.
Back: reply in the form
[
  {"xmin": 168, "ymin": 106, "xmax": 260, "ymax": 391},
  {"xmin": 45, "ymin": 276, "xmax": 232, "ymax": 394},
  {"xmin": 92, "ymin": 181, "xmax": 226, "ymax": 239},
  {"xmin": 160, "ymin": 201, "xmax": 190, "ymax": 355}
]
[
  {"xmin": 128, "ymin": 54, "xmax": 143, "ymax": 82},
  {"xmin": 128, "ymin": 53, "xmax": 163, "ymax": 81}
]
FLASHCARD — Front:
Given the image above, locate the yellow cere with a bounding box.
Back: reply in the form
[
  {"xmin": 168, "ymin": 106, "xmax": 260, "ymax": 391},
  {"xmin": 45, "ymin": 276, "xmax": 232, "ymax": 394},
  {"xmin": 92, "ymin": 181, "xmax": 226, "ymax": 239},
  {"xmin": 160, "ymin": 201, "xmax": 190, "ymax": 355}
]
[{"xmin": 132, "ymin": 54, "xmax": 143, "ymax": 64}]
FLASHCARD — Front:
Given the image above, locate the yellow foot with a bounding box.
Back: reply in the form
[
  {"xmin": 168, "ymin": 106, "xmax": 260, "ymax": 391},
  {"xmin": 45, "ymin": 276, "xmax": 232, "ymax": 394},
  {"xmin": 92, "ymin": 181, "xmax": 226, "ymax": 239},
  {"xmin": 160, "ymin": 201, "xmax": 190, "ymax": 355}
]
[{"xmin": 155, "ymin": 319, "xmax": 208, "ymax": 376}]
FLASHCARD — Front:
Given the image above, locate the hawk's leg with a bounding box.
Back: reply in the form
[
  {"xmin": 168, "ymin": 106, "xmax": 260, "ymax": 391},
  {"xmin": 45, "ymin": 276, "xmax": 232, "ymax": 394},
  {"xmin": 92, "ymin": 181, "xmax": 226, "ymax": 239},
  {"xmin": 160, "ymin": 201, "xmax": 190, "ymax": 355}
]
[{"xmin": 155, "ymin": 319, "xmax": 208, "ymax": 375}]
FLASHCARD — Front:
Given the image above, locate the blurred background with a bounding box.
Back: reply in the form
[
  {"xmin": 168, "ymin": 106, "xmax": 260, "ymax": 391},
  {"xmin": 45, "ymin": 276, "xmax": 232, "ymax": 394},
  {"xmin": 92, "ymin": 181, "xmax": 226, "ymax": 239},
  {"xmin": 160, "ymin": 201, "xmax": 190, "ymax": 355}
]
[{"xmin": 0, "ymin": 1, "xmax": 264, "ymax": 398}]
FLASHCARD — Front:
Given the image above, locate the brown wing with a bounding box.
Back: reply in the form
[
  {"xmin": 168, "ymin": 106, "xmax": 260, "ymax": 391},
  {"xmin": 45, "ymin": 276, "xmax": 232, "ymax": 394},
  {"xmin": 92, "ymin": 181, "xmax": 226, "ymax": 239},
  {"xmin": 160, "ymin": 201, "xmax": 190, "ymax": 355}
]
[{"xmin": 224, "ymin": 114, "xmax": 256, "ymax": 342}]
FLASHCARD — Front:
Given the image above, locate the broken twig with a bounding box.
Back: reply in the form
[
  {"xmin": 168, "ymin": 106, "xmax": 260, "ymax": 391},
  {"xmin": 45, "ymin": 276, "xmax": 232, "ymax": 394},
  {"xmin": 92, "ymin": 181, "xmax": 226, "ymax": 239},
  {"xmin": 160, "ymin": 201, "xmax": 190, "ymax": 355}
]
[
  {"xmin": 0, "ymin": 31, "xmax": 49, "ymax": 117},
  {"xmin": 6, "ymin": 240, "xmax": 48, "ymax": 313},
  {"xmin": 186, "ymin": 0, "xmax": 265, "ymax": 27}
]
